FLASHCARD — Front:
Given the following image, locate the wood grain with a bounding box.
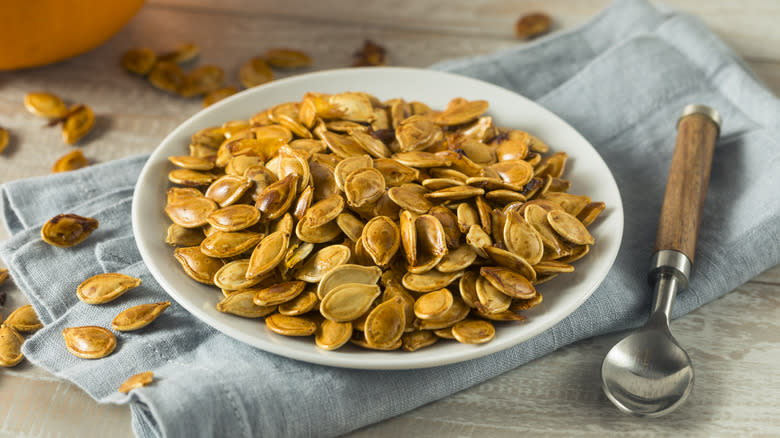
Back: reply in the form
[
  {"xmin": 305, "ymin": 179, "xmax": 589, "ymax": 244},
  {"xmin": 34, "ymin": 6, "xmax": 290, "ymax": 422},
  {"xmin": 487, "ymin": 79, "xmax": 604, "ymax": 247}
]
[
  {"xmin": 0, "ymin": 1, "xmax": 778, "ymax": 437},
  {"xmin": 653, "ymin": 113, "xmax": 719, "ymax": 261}
]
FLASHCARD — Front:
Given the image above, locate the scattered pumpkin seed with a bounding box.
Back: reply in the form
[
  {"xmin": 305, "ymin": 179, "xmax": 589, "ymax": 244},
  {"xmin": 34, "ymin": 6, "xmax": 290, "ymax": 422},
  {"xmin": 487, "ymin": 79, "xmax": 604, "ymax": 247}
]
[
  {"xmin": 112, "ymin": 301, "xmax": 171, "ymax": 331},
  {"xmin": 62, "ymin": 326, "xmax": 117, "ymax": 359},
  {"xmin": 41, "ymin": 214, "xmax": 98, "ymax": 247},
  {"xmin": 118, "ymin": 371, "xmax": 154, "ymax": 393}
]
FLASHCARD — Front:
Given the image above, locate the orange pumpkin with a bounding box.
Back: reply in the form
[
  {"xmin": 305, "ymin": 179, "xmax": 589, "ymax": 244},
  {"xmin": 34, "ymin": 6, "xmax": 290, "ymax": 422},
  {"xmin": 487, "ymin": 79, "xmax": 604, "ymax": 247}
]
[{"xmin": 0, "ymin": 0, "xmax": 145, "ymax": 70}]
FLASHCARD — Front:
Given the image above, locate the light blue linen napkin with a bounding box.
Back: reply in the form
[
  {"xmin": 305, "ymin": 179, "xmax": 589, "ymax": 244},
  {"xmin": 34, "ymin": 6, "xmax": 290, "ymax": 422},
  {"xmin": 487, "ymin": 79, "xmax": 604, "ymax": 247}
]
[{"xmin": 2, "ymin": 0, "xmax": 779, "ymax": 436}]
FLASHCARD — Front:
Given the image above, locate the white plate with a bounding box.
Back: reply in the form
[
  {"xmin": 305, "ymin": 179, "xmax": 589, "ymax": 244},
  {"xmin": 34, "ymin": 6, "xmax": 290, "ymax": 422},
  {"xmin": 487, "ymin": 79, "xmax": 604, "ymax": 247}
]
[{"xmin": 133, "ymin": 67, "xmax": 623, "ymax": 370}]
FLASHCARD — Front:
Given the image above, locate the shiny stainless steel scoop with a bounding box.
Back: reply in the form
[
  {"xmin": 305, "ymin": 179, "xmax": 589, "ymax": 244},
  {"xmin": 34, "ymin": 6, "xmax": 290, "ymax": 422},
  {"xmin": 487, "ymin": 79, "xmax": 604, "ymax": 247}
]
[{"xmin": 601, "ymin": 104, "xmax": 722, "ymax": 417}]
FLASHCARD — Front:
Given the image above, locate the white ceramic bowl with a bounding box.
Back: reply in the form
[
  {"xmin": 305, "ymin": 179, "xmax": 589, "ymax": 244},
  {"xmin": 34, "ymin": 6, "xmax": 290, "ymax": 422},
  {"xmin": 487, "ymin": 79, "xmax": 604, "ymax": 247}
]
[{"xmin": 133, "ymin": 67, "xmax": 623, "ymax": 370}]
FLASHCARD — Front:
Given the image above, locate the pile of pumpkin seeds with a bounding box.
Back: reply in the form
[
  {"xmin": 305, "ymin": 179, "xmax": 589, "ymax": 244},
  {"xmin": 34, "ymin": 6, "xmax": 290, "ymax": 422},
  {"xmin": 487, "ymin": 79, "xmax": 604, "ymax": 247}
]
[{"xmin": 163, "ymin": 92, "xmax": 605, "ymax": 351}]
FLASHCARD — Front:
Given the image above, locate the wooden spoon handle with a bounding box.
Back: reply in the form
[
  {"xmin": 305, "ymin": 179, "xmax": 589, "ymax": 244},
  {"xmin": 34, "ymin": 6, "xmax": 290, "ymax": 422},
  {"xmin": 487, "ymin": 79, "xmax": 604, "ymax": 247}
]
[{"xmin": 654, "ymin": 105, "xmax": 721, "ymax": 262}]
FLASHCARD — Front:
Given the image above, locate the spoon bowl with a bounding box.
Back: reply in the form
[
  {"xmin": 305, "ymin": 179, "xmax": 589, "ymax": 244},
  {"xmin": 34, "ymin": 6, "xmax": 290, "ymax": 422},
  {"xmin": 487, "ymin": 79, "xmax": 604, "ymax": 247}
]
[{"xmin": 601, "ymin": 320, "xmax": 694, "ymax": 417}]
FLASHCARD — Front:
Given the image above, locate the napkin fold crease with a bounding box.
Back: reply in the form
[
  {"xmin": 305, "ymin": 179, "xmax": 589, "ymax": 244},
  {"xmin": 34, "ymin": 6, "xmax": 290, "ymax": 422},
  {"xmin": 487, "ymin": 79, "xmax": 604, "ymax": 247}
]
[{"xmin": 2, "ymin": 0, "xmax": 779, "ymax": 437}]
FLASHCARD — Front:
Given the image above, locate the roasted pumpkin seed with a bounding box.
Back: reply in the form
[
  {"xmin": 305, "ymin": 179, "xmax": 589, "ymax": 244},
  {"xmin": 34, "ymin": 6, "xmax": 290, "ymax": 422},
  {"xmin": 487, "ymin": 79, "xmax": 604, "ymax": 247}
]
[
  {"xmin": 207, "ymin": 204, "xmax": 261, "ymax": 232},
  {"xmin": 401, "ymin": 330, "xmax": 438, "ymax": 352},
  {"xmin": 158, "ymin": 42, "xmax": 200, "ymax": 64},
  {"xmin": 452, "ymin": 319, "xmax": 495, "ymax": 344},
  {"xmin": 361, "ymin": 216, "xmax": 400, "ymax": 267},
  {"xmin": 3, "ymin": 305, "xmax": 42, "ymax": 332},
  {"xmin": 246, "ymin": 230, "xmax": 289, "ymax": 279},
  {"xmin": 214, "ymin": 259, "xmax": 264, "ymax": 290},
  {"xmin": 217, "ymin": 290, "xmax": 276, "ymax": 318},
  {"xmin": 320, "ymin": 283, "xmax": 380, "ymax": 322},
  {"xmin": 264, "ymin": 48, "xmax": 313, "ymax": 68},
  {"xmin": 62, "ymin": 326, "xmax": 116, "ymax": 359},
  {"xmin": 76, "ymin": 273, "xmax": 142, "ymax": 305},
  {"xmin": 200, "ymin": 231, "xmax": 263, "ymax": 258},
  {"xmin": 174, "ymin": 246, "xmax": 224, "ymax": 285},
  {"xmin": 61, "ymin": 104, "xmax": 95, "ymax": 144},
  {"xmin": 118, "ymin": 371, "xmax": 154, "ymax": 393},
  {"xmin": 480, "ymin": 266, "xmax": 536, "ymax": 299},
  {"xmin": 265, "ymin": 314, "xmax": 317, "ymax": 336},
  {"xmin": 315, "ymin": 319, "xmax": 352, "ymax": 350},
  {"xmin": 52, "ymin": 149, "xmax": 88, "ymax": 173},
  {"xmin": 278, "ymin": 290, "xmax": 319, "ymax": 316},
  {"xmin": 112, "ymin": 301, "xmax": 170, "ymax": 331},
  {"xmin": 317, "ymin": 264, "xmax": 382, "ymax": 299},
  {"xmin": 253, "ymin": 281, "xmax": 306, "ymax": 306},
  {"xmin": 165, "ymin": 197, "xmax": 218, "ymax": 228},
  {"xmin": 364, "ymin": 296, "xmax": 406, "ymax": 348},
  {"xmin": 0, "ymin": 324, "xmax": 24, "ymax": 367},
  {"xmin": 0, "ymin": 127, "xmax": 8, "ymax": 155},
  {"xmin": 24, "ymin": 92, "xmax": 67, "ymax": 118},
  {"xmin": 41, "ymin": 214, "xmax": 99, "ymax": 247}
]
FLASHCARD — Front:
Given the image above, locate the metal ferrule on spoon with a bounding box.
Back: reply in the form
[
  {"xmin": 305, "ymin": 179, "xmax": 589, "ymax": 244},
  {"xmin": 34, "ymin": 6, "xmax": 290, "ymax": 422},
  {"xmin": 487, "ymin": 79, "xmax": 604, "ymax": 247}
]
[{"xmin": 601, "ymin": 104, "xmax": 721, "ymax": 417}]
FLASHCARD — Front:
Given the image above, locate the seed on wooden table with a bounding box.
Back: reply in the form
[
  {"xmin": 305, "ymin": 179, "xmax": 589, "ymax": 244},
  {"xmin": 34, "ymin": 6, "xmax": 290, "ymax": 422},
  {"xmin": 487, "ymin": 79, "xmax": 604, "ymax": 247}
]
[
  {"xmin": 0, "ymin": 127, "xmax": 9, "ymax": 155},
  {"xmin": 24, "ymin": 92, "xmax": 67, "ymax": 118},
  {"xmin": 148, "ymin": 61, "xmax": 185, "ymax": 94},
  {"xmin": 62, "ymin": 326, "xmax": 117, "ymax": 359},
  {"xmin": 120, "ymin": 48, "xmax": 157, "ymax": 75},
  {"xmin": 264, "ymin": 48, "xmax": 313, "ymax": 68},
  {"xmin": 77, "ymin": 273, "xmax": 142, "ymax": 305},
  {"xmin": 352, "ymin": 39, "xmax": 387, "ymax": 67},
  {"xmin": 52, "ymin": 149, "xmax": 88, "ymax": 173},
  {"xmin": 3, "ymin": 305, "xmax": 43, "ymax": 332},
  {"xmin": 118, "ymin": 371, "xmax": 155, "ymax": 393},
  {"xmin": 112, "ymin": 301, "xmax": 171, "ymax": 332},
  {"xmin": 0, "ymin": 324, "xmax": 24, "ymax": 367},
  {"xmin": 62, "ymin": 105, "xmax": 95, "ymax": 144},
  {"xmin": 203, "ymin": 86, "xmax": 238, "ymax": 107},
  {"xmin": 41, "ymin": 214, "xmax": 99, "ymax": 248},
  {"xmin": 178, "ymin": 65, "xmax": 224, "ymax": 97},
  {"xmin": 240, "ymin": 57, "xmax": 274, "ymax": 88},
  {"xmin": 158, "ymin": 42, "xmax": 200, "ymax": 64},
  {"xmin": 514, "ymin": 12, "xmax": 552, "ymax": 39}
]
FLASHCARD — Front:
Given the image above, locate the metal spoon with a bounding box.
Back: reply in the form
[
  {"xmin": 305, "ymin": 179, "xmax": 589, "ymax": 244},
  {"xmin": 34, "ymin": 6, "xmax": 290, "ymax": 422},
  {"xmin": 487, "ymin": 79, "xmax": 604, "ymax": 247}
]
[{"xmin": 601, "ymin": 104, "xmax": 722, "ymax": 417}]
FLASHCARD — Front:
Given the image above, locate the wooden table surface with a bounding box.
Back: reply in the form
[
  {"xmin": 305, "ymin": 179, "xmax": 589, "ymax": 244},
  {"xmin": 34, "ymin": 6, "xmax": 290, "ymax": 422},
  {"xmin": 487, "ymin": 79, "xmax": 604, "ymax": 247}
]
[{"xmin": 1, "ymin": 1, "xmax": 779, "ymax": 436}]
